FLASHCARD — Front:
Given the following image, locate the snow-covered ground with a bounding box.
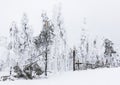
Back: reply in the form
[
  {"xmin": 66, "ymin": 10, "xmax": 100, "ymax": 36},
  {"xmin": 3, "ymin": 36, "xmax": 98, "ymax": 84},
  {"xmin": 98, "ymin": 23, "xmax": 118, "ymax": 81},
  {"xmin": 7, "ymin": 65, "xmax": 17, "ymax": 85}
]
[{"xmin": 0, "ymin": 67, "xmax": 120, "ymax": 85}]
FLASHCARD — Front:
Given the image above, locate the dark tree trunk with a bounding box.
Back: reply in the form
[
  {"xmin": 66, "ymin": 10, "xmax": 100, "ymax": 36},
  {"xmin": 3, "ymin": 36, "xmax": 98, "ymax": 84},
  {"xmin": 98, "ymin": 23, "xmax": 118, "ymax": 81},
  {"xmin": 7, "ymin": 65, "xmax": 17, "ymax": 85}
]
[
  {"xmin": 45, "ymin": 48, "xmax": 48, "ymax": 76},
  {"xmin": 73, "ymin": 50, "xmax": 76, "ymax": 71}
]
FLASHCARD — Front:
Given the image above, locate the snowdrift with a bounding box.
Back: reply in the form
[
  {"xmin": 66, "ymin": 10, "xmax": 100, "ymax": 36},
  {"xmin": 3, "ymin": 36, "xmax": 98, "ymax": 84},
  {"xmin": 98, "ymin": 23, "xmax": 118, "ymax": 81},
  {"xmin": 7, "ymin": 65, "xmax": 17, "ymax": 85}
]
[{"xmin": 0, "ymin": 67, "xmax": 120, "ymax": 85}]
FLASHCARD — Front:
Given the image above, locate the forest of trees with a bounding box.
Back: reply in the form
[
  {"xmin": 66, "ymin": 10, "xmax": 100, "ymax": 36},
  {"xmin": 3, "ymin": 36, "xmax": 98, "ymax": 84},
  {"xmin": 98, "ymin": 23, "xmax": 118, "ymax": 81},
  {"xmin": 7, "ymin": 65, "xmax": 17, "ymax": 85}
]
[{"xmin": 0, "ymin": 6, "xmax": 120, "ymax": 81}]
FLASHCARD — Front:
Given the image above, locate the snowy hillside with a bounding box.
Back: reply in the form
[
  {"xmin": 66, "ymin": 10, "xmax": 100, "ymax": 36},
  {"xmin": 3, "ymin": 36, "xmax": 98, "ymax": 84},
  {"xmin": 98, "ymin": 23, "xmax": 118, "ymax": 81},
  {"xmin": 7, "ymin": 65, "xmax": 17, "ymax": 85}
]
[
  {"xmin": 0, "ymin": 4, "xmax": 119, "ymax": 81},
  {"xmin": 0, "ymin": 67, "xmax": 120, "ymax": 85},
  {"xmin": 0, "ymin": 0, "xmax": 120, "ymax": 84}
]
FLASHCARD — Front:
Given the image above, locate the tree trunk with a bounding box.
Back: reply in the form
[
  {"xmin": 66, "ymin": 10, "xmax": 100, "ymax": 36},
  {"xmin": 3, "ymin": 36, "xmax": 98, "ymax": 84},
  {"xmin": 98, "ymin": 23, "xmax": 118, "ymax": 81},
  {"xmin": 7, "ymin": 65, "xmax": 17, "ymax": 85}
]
[
  {"xmin": 45, "ymin": 48, "xmax": 48, "ymax": 76},
  {"xmin": 73, "ymin": 50, "xmax": 76, "ymax": 71}
]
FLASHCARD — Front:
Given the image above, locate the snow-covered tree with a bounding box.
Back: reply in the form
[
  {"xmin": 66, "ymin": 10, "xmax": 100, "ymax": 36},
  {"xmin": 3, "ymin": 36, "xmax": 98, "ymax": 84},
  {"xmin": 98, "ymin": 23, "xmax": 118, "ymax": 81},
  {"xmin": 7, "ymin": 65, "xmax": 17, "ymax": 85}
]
[
  {"xmin": 18, "ymin": 13, "xmax": 34, "ymax": 65},
  {"xmin": 8, "ymin": 13, "xmax": 34, "ymax": 69},
  {"xmin": 52, "ymin": 5, "xmax": 68, "ymax": 72},
  {"xmin": 8, "ymin": 21, "xmax": 20, "ymax": 66},
  {"xmin": 20, "ymin": 13, "xmax": 33, "ymax": 52},
  {"xmin": 77, "ymin": 29, "xmax": 89, "ymax": 69},
  {"xmin": 9, "ymin": 21, "xmax": 19, "ymax": 52},
  {"xmin": 104, "ymin": 39, "xmax": 116, "ymax": 67},
  {"xmin": 35, "ymin": 12, "xmax": 54, "ymax": 76}
]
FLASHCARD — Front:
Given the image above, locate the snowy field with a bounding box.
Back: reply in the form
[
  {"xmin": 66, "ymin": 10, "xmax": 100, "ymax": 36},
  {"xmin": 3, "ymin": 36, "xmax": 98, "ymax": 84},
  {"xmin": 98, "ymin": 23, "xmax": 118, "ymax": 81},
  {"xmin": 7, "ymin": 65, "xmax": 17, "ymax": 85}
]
[{"xmin": 0, "ymin": 67, "xmax": 120, "ymax": 85}]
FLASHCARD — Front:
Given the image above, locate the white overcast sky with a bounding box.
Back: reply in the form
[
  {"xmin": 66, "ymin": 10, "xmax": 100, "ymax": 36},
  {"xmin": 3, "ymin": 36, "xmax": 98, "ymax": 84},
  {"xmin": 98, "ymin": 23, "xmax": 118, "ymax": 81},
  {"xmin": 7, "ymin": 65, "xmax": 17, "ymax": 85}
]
[{"xmin": 0, "ymin": 0, "xmax": 120, "ymax": 47}]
